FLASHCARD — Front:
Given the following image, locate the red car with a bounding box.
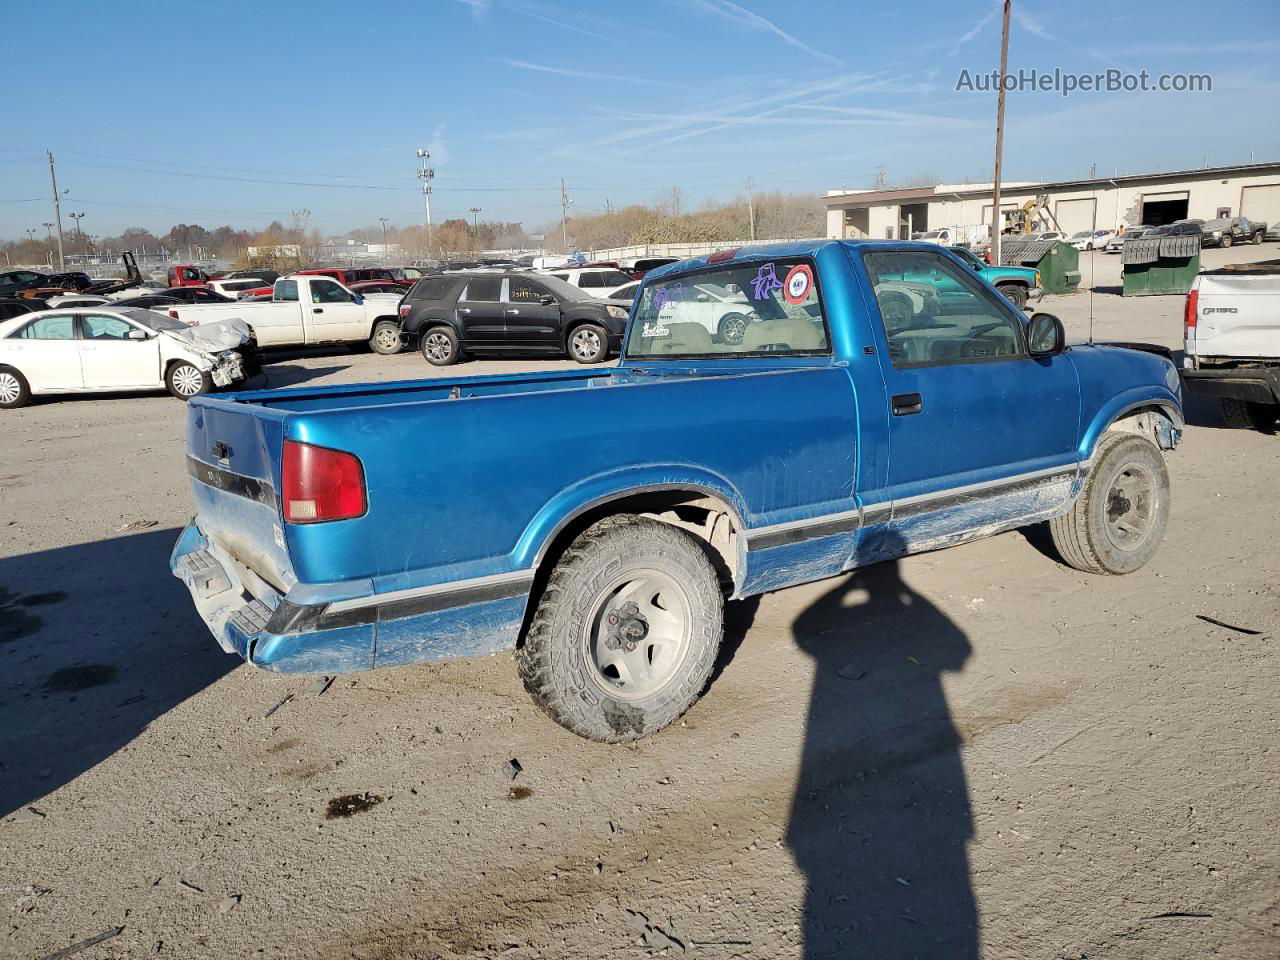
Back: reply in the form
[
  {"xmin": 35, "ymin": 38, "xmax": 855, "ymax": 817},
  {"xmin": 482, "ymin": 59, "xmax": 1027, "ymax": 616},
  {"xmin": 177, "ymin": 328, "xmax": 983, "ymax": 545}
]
[
  {"xmin": 348, "ymin": 280, "xmax": 408, "ymax": 297},
  {"xmin": 167, "ymin": 265, "xmax": 209, "ymax": 287},
  {"xmin": 296, "ymin": 267, "xmax": 406, "ymax": 287}
]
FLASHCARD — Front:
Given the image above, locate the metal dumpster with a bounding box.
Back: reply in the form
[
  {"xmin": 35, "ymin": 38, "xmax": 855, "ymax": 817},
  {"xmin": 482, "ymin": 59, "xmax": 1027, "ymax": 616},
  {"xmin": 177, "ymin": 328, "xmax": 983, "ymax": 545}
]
[
  {"xmin": 1122, "ymin": 234, "xmax": 1201, "ymax": 296},
  {"xmin": 999, "ymin": 238, "xmax": 1081, "ymax": 295}
]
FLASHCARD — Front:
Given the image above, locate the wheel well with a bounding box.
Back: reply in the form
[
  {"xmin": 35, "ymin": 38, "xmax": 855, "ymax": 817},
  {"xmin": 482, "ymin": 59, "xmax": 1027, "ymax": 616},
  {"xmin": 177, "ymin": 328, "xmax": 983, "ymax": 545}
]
[
  {"xmin": 1103, "ymin": 405, "xmax": 1180, "ymax": 451},
  {"xmin": 562, "ymin": 317, "xmax": 605, "ymax": 346},
  {"xmin": 368, "ymin": 315, "xmax": 399, "ymax": 336},
  {"xmin": 518, "ymin": 489, "xmax": 742, "ymax": 647},
  {"xmin": 995, "ymin": 280, "xmax": 1027, "ymax": 288}
]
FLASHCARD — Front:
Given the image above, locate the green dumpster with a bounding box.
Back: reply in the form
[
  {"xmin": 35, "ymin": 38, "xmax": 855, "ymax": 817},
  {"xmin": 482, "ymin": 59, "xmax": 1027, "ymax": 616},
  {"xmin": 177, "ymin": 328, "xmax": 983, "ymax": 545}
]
[
  {"xmin": 1121, "ymin": 234, "xmax": 1200, "ymax": 296},
  {"xmin": 998, "ymin": 238, "xmax": 1081, "ymax": 295}
]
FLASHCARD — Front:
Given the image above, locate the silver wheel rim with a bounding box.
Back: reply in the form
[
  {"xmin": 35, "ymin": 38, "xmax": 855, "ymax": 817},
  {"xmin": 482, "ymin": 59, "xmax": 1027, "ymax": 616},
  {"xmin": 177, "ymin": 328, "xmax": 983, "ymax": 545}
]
[
  {"xmin": 424, "ymin": 332, "xmax": 452, "ymax": 362},
  {"xmin": 571, "ymin": 328, "xmax": 601, "ymax": 360},
  {"xmin": 1104, "ymin": 462, "xmax": 1157, "ymax": 553},
  {"xmin": 375, "ymin": 326, "xmax": 399, "ymax": 351},
  {"xmin": 171, "ymin": 365, "xmax": 202, "ymax": 396},
  {"xmin": 0, "ymin": 373, "xmax": 19, "ymax": 404},
  {"xmin": 582, "ymin": 569, "xmax": 692, "ymax": 700},
  {"xmin": 721, "ymin": 315, "xmax": 747, "ymax": 345}
]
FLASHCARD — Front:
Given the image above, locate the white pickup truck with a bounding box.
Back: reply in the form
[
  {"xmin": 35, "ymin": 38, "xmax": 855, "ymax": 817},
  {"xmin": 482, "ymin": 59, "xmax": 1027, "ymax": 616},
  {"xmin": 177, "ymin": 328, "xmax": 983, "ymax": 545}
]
[
  {"xmin": 1181, "ymin": 261, "xmax": 1280, "ymax": 431},
  {"xmin": 167, "ymin": 274, "xmax": 405, "ymax": 353}
]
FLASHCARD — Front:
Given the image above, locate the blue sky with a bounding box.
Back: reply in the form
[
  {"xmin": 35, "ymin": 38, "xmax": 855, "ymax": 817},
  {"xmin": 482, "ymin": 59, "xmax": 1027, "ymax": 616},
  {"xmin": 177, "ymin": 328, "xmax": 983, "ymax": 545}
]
[{"xmin": 3, "ymin": 0, "xmax": 1278, "ymax": 239}]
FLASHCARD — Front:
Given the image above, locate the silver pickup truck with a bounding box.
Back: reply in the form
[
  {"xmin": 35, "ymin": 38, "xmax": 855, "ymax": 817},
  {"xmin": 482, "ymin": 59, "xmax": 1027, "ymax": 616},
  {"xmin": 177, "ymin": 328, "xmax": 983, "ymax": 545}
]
[{"xmin": 1182, "ymin": 261, "xmax": 1280, "ymax": 430}]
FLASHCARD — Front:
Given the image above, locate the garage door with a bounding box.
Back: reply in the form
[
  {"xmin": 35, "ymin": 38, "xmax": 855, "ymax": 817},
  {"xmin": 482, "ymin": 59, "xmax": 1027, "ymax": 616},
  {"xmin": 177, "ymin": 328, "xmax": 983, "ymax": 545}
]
[
  {"xmin": 1241, "ymin": 184, "xmax": 1280, "ymax": 227},
  {"xmin": 1054, "ymin": 197, "xmax": 1097, "ymax": 234}
]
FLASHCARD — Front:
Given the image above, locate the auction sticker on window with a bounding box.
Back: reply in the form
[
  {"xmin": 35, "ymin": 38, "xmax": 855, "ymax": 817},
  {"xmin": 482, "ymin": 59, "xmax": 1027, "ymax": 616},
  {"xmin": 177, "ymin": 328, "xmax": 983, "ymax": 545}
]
[{"xmin": 783, "ymin": 264, "xmax": 814, "ymax": 304}]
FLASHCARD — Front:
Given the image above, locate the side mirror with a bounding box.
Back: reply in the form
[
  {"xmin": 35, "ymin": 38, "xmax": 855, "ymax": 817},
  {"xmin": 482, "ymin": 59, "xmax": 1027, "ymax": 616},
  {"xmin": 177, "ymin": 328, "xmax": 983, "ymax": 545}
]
[
  {"xmin": 539, "ymin": 294, "xmax": 556, "ymax": 306},
  {"xmin": 352, "ymin": 294, "xmax": 364, "ymax": 305},
  {"xmin": 127, "ymin": 328, "xmax": 150, "ymax": 341},
  {"xmin": 1027, "ymin": 312, "xmax": 1065, "ymax": 357}
]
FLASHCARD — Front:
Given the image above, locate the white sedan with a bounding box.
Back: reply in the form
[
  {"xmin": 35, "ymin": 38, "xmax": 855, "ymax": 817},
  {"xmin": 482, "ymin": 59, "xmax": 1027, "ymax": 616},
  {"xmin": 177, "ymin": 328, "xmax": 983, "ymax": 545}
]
[
  {"xmin": 1068, "ymin": 229, "xmax": 1115, "ymax": 251},
  {"xmin": 0, "ymin": 306, "xmax": 252, "ymax": 409}
]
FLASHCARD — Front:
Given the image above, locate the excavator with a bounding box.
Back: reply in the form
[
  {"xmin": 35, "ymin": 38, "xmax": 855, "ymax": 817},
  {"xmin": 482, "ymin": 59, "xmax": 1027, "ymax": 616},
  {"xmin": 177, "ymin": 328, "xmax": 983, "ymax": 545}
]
[{"xmin": 1004, "ymin": 194, "xmax": 1064, "ymax": 236}]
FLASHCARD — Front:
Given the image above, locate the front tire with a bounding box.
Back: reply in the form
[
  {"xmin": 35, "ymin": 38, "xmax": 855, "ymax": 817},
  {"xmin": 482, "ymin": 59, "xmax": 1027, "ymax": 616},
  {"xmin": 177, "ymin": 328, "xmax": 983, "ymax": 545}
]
[
  {"xmin": 0, "ymin": 367, "xmax": 31, "ymax": 409},
  {"xmin": 517, "ymin": 516, "xmax": 724, "ymax": 742},
  {"xmin": 996, "ymin": 283, "xmax": 1028, "ymax": 309},
  {"xmin": 369, "ymin": 320, "xmax": 402, "ymax": 355},
  {"xmin": 1221, "ymin": 397, "xmax": 1278, "ymax": 432},
  {"xmin": 1049, "ymin": 433, "xmax": 1170, "ymax": 575},
  {"xmin": 166, "ymin": 362, "xmax": 210, "ymax": 400},
  {"xmin": 567, "ymin": 323, "xmax": 609, "ymax": 364},
  {"xmin": 717, "ymin": 312, "xmax": 751, "ymax": 345},
  {"xmin": 1221, "ymin": 234, "xmax": 1233, "ymax": 248},
  {"xmin": 1253, "ymin": 231, "xmax": 1265, "ymax": 245},
  {"xmin": 420, "ymin": 326, "xmax": 462, "ymax": 366}
]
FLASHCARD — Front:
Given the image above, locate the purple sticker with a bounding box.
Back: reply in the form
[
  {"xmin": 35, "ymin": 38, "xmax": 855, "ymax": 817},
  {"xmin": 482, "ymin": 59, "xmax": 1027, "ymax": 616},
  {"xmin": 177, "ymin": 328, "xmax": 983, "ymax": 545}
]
[{"xmin": 751, "ymin": 262, "xmax": 784, "ymax": 301}]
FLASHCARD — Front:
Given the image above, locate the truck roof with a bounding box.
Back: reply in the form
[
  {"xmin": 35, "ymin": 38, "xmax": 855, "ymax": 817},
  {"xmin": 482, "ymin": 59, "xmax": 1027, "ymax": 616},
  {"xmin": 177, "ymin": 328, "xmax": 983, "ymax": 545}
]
[{"xmin": 643, "ymin": 239, "xmax": 951, "ymax": 281}]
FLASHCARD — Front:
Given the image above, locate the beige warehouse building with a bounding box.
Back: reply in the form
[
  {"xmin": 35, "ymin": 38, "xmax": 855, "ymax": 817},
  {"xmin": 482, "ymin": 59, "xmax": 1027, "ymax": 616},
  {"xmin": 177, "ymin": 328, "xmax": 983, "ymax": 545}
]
[{"xmin": 824, "ymin": 161, "xmax": 1280, "ymax": 240}]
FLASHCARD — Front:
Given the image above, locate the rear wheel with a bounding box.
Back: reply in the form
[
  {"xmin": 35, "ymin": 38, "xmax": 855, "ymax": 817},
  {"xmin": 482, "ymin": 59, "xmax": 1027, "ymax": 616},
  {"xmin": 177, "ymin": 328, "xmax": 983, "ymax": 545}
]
[
  {"xmin": 166, "ymin": 362, "xmax": 210, "ymax": 400},
  {"xmin": 369, "ymin": 320, "xmax": 402, "ymax": 355},
  {"xmin": 568, "ymin": 323, "xmax": 609, "ymax": 364},
  {"xmin": 517, "ymin": 516, "xmax": 724, "ymax": 742},
  {"xmin": 1221, "ymin": 397, "xmax": 1278, "ymax": 432},
  {"xmin": 1221, "ymin": 234, "xmax": 1233, "ymax": 248},
  {"xmin": 717, "ymin": 312, "xmax": 751, "ymax": 345},
  {"xmin": 996, "ymin": 283, "xmax": 1028, "ymax": 308},
  {"xmin": 420, "ymin": 326, "xmax": 462, "ymax": 366},
  {"xmin": 1253, "ymin": 230, "xmax": 1265, "ymax": 245},
  {"xmin": 0, "ymin": 368, "xmax": 31, "ymax": 409},
  {"xmin": 1049, "ymin": 433, "xmax": 1170, "ymax": 575}
]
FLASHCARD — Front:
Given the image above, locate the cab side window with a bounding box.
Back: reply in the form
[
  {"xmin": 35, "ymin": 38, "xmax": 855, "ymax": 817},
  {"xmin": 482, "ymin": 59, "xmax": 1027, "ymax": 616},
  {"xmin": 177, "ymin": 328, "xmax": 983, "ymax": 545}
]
[
  {"xmin": 862, "ymin": 250, "xmax": 1026, "ymax": 368},
  {"xmin": 16, "ymin": 314, "xmax": 76, "ymax": 340},
  {"xmin": 276, "ymin": 280, "xmax": 299, "ymax": 302},
  {"xmin": 310, "ymin": 280, "xmax": 351, "ymax": 304}
]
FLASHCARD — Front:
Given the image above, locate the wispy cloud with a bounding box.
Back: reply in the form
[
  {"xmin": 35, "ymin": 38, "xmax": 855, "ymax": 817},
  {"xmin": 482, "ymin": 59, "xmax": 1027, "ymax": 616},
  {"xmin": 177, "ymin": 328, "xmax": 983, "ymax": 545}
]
[
  {"xmin": 1013, "ymin": 6, "xmax": 1054, "ymax": 40},
  {"xmin": 510, "ymin": 6, "xmax": 622, "ymax": 44},
  {"xmin": 949, "ymin": 2, "xmax": 998, "ymax": 56},
  {"xmin": 495, "ymin": 58, "xmax": 687, "ymax": 89},
  {"xmin": 455, "ymin": 0, "xmax": 491, "ymax": 20},
  {"xmin": 686, "ymin": 0, "xmax": 843, "ymax": 67}
]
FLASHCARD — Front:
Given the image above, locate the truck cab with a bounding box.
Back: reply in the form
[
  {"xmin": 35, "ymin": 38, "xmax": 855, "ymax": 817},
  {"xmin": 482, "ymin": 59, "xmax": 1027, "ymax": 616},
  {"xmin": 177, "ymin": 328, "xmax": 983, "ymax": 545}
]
[{"xmin": 167, "ymin": 265, "xmax": 209, "ymax": 287}]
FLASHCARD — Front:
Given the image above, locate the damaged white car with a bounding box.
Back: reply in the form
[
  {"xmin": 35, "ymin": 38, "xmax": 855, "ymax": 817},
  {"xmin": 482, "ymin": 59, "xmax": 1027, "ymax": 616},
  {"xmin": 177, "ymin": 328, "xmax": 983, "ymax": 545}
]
[{"xmin": 0, "ymin": 307, "xmax": 254, "ymax": 408}]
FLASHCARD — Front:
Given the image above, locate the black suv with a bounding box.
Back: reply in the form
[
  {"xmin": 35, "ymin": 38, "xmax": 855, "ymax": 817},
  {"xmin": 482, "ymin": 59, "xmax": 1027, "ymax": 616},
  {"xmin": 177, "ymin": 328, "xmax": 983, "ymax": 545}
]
[{"xmin": 399, "ymin": 271, "xmax": 631, "ymax": 365}]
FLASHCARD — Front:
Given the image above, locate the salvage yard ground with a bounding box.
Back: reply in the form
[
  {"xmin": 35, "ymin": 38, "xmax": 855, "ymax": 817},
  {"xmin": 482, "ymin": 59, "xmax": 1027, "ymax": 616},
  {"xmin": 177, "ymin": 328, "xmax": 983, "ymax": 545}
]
[{"xmin": 3, "ymin": 245, "xmax": 1278, "ymax": 959}]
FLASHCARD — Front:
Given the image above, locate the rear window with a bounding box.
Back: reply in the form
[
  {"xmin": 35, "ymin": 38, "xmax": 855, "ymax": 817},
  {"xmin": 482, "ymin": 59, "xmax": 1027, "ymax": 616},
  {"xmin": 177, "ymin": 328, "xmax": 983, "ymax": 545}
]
[
  {"xmin": 626, "ymin": 257, "xmax": 829, "ymax": 359},
  {"xmin": 407, "ymin": 278, "xmax": 453, "ymax": 302}
]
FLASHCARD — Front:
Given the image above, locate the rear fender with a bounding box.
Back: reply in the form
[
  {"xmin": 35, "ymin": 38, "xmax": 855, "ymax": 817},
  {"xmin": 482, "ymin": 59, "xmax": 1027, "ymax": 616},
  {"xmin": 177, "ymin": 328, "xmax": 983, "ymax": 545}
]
[{"xmin": 515, "ymin": 466, "xmax": 750, "ymax": 575}]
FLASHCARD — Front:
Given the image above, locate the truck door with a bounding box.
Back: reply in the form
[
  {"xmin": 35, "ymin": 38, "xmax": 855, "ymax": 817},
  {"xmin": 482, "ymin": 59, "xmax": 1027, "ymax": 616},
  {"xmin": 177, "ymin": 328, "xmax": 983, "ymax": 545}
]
[
  {"xmin": 306, "ymin": 278, "xmax": 369, "ymax": 342},
  {"xmin": 858, "ymin": 248, "xmax": 1080, "ymax": 548},
  {"xmin": 504, "ymin": 275, "xmax": 561, "ymax": 347}
]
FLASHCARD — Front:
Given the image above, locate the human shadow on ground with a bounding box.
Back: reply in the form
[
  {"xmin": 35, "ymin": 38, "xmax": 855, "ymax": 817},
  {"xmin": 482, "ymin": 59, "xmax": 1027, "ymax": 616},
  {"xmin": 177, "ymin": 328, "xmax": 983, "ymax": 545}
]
[
  {"xmin": 0, "ymin": 528, "xmax": 236, "ymax": 817},
  {"xmin": 787, "ymin": 538, "xmax": 978, "ymax": 957}
]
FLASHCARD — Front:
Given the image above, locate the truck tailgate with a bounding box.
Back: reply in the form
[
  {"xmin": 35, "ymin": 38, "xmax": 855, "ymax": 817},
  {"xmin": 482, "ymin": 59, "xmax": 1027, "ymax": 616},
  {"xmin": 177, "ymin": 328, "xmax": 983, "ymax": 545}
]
[{"xmin": 1195, "ymin": 273, "xmax": 1280, "ymax": 359}]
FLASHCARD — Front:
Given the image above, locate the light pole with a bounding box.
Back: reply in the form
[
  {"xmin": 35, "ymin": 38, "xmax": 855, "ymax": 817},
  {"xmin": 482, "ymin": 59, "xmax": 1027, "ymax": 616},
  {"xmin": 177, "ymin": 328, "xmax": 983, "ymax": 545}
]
[
  {"xmin": 69, "ymin": 212, "xmax": 85, "ymax": 265},
  {"xmin": 379, "ymin": 217, "xmax": 390, "ymax": 256},
  {"xmin": 416, "ymin": 148, "xmax": 434, "ymax": 250},
  {"xmin": 469, "ymin": 207, "xmax": 482, "ymax": 238},
  {"xmin": 42, "ymin": 221, "xmax": 54, "ymax": 260},
  {"xmin": 989, "ymin": 0, "xmax": 1011, "ymax": 266}
]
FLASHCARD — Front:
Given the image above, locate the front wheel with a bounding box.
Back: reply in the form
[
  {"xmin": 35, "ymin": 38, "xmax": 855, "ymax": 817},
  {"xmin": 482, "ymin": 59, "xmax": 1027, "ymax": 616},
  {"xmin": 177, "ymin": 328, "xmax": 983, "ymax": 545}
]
[
  {"xmin": 517, "ymin": 516, "xmax": 724, "ymax": 742},
  {"xmin": 996, "ymin": 283, "xmax": 1028, "ymax": 309},
  {"xmin": 420, "ymin": 326, "xmax": 462, "ymax": 366},
  {"xmin": 567, "ymin": 323, "xmax": 609, "ymax": 364},
  {"xmin": 1253, "ymin": 231, "xmax": 1265, "ymax": 245},
  {"xmin": 0, "ymin": 368, "xmax": 31, "ymax": 409},
  {"xmin": 1049, "ymin": 433, "xmax": 1170, "ymax": 575},
  {"xmin": 1221, "ymin": 234, "xmax": 1233, "ymax": 248},
  {"xmin": 166, "ymin": 362, "xmax": 211, "ymax": 400},
  {"xmin": 717, "ymin": 312, "xmax": 751, "ymax": 345},
  {"xmin": 369, "ymin": 320, "xmax": 402, "ymax": 355}
]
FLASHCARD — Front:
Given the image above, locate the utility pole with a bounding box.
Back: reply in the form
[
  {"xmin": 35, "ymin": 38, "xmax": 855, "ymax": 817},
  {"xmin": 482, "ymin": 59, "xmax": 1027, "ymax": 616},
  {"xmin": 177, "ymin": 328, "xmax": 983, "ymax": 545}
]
[
  {"xmin": 989, "ymin": 0, "xmax": 1011, "ymax": 267},
  {"xmin": 379, "ymin": 217, "xmax": 390, "ymax": 254},
  {"xmin": 47, "ymin": 150, "xmax": 66, "ymax": 270},
  {"xmin": 469, "ymin": 207, "xmax": 481, "ymax": 237},
  {"xmin": 746, "ymin": 176, "xmax": 756, "ymax": 241},
  {"xmin": 416, "ymin": 148, "xmax": 434, "ymax": 250},
  {"xmin": 560, "ymin": 178, "xmax": 572, "ymax": 251}
]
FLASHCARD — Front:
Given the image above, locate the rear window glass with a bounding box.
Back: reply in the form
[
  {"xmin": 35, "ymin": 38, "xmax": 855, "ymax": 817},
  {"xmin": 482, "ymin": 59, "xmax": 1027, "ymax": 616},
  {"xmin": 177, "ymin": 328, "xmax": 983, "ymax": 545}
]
[
  {"xmin": 407, "ymin": 278, "xmax": 452, "ymax": 302},
  {"xmin": 460, "ymin": 277, "xmax": 502, "ymax": 302},
  {"xmin": 626, "ymin": 258, "xmax": 829, "ymax": 358}
]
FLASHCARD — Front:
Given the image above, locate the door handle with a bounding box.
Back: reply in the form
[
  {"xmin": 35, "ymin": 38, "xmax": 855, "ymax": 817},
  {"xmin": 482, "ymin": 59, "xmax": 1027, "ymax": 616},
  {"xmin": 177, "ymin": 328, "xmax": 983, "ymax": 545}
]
[
  {"xmin": 506, "ymin": 308, "xmax": 520, "ymax": 315},
  {"xmin": 892, "ymin": 392, "xmax": 923, "ymax": 416},
  {"xmin": 457, "ymin": 307, "xmax": 471, "ymax": 314},
  {"xmin": 313, "ymin": 308, "xmax": 323, "ymax": 314}
]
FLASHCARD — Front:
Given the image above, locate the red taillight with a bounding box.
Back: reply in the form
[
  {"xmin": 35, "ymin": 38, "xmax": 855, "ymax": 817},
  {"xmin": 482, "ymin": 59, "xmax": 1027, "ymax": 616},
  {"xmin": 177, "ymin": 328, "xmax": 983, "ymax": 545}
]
[
  {"xmin": 281, "ymin": 440, "xmax": 366, "ymax": 523},
  {"xmin": 399, "ymin": 305, "xmax": 410, "ymax": 318},
  {"xmin": 707, "ymin": 248, "xmax": 740, "ymax": 263},
  {"xmin": 169, "ymin": 310, "xmax": 180, "ymax": 319},
  {"xmin": 1184, "ymin": 287, "xmax": 1198, "ymax": 331}
]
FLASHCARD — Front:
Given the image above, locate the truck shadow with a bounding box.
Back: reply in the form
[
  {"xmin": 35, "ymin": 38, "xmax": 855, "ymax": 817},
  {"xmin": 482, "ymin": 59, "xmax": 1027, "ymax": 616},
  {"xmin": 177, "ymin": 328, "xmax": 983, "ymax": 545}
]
[
  {"xmin": 0, "ymin": 528, "xmax": 236, "ymax": 817},
  {"xmin": 787, "ymin": 544, "xmax": 978, "ymax": 957}
]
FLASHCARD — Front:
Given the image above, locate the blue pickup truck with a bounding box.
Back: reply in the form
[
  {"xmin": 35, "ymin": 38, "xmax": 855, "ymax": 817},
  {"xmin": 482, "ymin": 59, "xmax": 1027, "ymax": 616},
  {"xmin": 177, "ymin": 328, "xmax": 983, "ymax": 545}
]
[{"xmin": 172, "ymin": 240, "xmax": 1182, "ymax": 742}]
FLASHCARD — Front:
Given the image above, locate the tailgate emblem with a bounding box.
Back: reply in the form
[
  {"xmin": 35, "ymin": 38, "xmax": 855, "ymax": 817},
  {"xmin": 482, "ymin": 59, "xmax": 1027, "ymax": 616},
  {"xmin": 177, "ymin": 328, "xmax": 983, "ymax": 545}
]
[{"xmin": 212, "ymin": 441, "xmax": 232, "ymax": 461}]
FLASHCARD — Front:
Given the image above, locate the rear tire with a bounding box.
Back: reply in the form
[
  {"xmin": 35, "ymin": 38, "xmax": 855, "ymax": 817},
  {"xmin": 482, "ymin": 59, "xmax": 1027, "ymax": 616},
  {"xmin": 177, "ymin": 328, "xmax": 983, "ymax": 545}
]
[
  {"xmin": 1221, "ymin": 234, "xmax": 1233, "ymax": 248},
  {"xmin": 1253, "ymin": 231, "xmax": 1265, "ymax": 245},
  {"xmin": 369, "ymin": 320, "xmax": 402, "ymax": 355},
  {"xmin": 420, "ymin": 326, "xmax": 462, "ymax": 366},
  {"xmin": 0, "ymin": 367, "xmax": 31, "ymax": 409},
  {"xmin": 1221, "ymin": 397, "xmax": 1278, "ymax": 432},
  {"xmin": 1049, "ymin": 433, "xmax": 1170, "ymax": 575},
  {"xmin": 717, "ymin": 312, "xmax": 752, "ymax": 345},
  {"xmin": 996, "ymin": 283, "xmax": 1028, "ymax": 308},
  {"xmin": 516, "ymin": 516, "xmax": 724, "ymax": 742},
  {"xmin": 567, "ymin": 323, "xmax": 609, "ymax": 364},
  {"xmin": 166, "ymin": 362, "xmax": 210, "ymax": 400}
]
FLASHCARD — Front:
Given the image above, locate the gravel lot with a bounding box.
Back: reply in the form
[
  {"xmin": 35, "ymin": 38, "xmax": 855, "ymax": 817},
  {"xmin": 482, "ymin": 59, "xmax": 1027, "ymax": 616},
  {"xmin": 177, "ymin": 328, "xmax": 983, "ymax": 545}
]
[{"xmin": 3, "ymin": 245, "xmax": 1278, "ymax": 959}]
